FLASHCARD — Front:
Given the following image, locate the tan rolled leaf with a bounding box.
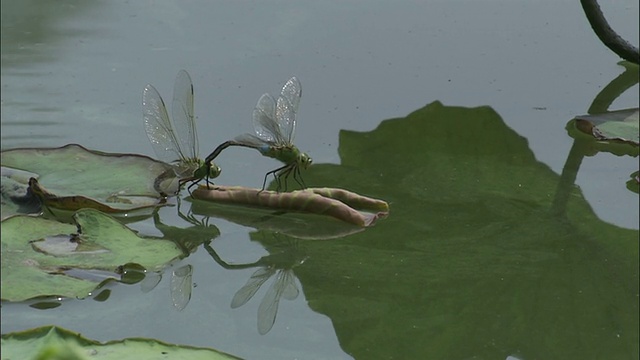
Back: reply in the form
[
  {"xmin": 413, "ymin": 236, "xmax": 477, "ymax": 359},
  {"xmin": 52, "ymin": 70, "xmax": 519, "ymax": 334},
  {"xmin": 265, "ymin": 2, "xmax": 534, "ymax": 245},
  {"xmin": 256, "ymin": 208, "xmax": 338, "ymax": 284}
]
[{"xmin": 192, "ymin": 185, "xmax": 389, "ymax": 227}]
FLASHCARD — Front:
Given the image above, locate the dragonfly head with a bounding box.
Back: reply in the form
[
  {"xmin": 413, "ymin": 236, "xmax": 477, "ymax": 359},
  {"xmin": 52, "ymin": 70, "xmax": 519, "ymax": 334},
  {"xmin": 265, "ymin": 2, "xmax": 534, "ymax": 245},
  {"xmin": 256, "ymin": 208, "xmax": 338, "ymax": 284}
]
[
  {"xmin": 192, "ymin": 162, "xmax": 221, "ymax": 181},
  {"xmin": 298, "ymin": 152, "xmax": 312, "ymax": 169},
  {"xmin": 207, "ymin": 162, "xmax": 222, "ymax": 178}
]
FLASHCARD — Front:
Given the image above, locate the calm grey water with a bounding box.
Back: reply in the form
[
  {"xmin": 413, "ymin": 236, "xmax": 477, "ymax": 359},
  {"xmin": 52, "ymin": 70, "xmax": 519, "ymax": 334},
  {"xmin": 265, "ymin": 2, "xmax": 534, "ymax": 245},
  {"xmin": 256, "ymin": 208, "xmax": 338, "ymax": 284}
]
[{"xmin": 2, "ymin": 1, "xmax": 638, "ymax": 359}]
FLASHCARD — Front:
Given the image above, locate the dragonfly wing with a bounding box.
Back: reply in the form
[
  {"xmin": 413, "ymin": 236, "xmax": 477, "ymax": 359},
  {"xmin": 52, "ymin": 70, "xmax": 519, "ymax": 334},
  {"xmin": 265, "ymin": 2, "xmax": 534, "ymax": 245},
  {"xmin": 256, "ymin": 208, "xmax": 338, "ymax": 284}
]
[
  {"xmin": 172, "ymin": 70, "xmax": 198, "ymax": 159},
  {"xmin": 257, "ymin": 269, "xmax": 287, "ymax": 335},
  {"xmin": 277, "ymin": 77, "xmax": 301, "ymax": 144},
  {"xmin": 140, "ymin": 271, "xmax": 162, "ymax": 293},
  {"xmin": 276, "ymin": 95, "xmax": 296, "ymax": 145},
  {"xmin": 280, "ymin": 77, "xmax": 302, "ymax": 114},
  {"xmin": 170, "ymin": 264, "xmax": 193, "ymax": 311},
  {"xmin": 143, "ymin": 84, "xmax": 185, "ymax": 163},
  {"xmin": 230, "ymin": 267, "xmax": 274, "ymax": 308},
  {"xmin": 281, "ymin": 270, "xmax": 299, "ymax": 301},
  {"xmin": 234, "ymin": 133, "xmax": 270, "ymax": 149},
  {"xmin": 252, "ymin": 93, "xmax": 285, "ymax": 144}
]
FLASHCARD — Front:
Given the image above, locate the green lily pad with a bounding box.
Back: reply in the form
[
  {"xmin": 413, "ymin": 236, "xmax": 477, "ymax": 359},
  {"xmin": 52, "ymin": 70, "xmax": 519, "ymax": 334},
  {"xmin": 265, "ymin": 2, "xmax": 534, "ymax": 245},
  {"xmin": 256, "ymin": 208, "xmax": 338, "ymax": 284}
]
[
  {"xmin": 265, "ymin": 101, "xmax": 639, "ymax": 359},
  {"xmin": 571, "ymin": 108, "xmax": 640, "ymax": 155},
  {"xmin": 0, "ymin": 208, "xmax": 183, "ymax": 302},
  {"xmin": 0, "ymin": 325, "xmax": 241, "ymax": 360},
  {"xmin": 0, "ymin": 144, "xmax": 179, "ymax": 218},
  {"xmin": 1, "ymin": 167, "xmax": 42, "ymax": 219}
]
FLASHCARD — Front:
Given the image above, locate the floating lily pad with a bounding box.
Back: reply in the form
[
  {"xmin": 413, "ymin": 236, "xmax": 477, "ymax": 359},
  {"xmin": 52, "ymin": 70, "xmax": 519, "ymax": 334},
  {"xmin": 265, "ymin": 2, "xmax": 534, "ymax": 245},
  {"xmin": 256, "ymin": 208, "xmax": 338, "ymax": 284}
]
[
  {"xmin": 571, "ymin": 108, "xmax": 640, "ymax": 156},
  {"xmin": 0, "ymin": 325, "xmax": 240, "ymax": 360},
  {"xmin": 0, "ymin": 144, "xmax": 179, "ymax": 217},
  {"xmin": 0, "ymin": 209, "xmax": 183, "ymax": 302},
  {"xmin": 282, "ymin": 101, "xmax": 639, "ymax": 359},
  {"xmin": 1, "ymin": 167, "xmax": 42, "ymax": 219}
]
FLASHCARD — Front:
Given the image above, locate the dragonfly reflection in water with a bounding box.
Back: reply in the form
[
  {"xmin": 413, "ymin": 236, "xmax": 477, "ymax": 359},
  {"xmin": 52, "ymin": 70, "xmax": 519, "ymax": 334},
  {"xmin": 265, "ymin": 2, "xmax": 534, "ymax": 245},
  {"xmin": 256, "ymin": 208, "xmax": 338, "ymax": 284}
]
[
  {"xmin": 204, "ymin": 236, "xmax": 307, "ymax": 335},
  {"xmin": 139, "ymin": 264, "xmax": 193, "ymax": 312},
  {"xmin": 138, "ymin": 209, "xmax": 220, "ymax": 311},
  {"xmin": 143, "ymin": 70, "xmax": 221, "ymax": 193}
]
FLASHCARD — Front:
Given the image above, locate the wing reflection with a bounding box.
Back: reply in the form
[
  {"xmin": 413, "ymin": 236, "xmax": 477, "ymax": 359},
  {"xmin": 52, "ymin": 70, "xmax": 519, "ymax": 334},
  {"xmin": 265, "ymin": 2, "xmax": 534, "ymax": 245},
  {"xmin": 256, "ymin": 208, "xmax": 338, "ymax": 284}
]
[
  {"xmin": 170, "ymin": 264, "xmax": 193, "ymax": 311},
  {"xmin": 133, "ymin": 206, "xmax": 219, "ymax": 311},
  {"xmin": 205, "ymin": 234, "xmax": 307, "ymax": 334}
]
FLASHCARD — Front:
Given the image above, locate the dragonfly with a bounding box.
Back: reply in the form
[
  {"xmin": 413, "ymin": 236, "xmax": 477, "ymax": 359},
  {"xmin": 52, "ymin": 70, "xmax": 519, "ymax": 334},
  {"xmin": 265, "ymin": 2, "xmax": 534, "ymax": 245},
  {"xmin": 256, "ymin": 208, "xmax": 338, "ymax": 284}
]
[
  {"xmin": 143, "ymin": 70, "xmax": 220, "ymax": 194},
  {"xmin": 205, "ymin": 76, "xmax": 312, "ymax": 191}
]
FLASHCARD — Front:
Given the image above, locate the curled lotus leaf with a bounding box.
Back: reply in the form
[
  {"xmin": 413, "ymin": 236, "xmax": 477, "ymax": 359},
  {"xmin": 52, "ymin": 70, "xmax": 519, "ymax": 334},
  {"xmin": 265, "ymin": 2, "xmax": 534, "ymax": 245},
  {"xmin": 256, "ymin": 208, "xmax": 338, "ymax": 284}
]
[
  {"xmin": 27, "ymin": 177, "xmax": 164, "ymax": 215},
  {"xmin": 191, "ymin": 185, "xmax": 389, "ymax": 227}
]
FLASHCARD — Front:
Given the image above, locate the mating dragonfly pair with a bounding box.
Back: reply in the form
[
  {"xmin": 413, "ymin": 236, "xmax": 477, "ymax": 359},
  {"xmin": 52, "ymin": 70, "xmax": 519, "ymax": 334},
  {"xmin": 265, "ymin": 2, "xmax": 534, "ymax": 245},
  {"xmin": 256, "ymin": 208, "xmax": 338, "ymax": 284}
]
[{"xmin": 142, "ymin": 70, "xmax": 312, "ymax": 194}]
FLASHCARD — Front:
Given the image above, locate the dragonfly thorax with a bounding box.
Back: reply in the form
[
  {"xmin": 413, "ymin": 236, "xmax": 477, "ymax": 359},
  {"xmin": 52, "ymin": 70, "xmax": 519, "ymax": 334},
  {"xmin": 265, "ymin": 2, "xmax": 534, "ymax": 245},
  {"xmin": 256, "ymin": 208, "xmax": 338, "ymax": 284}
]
[{"xmin": 271, "ymin": 146, "xmax": 312, "ymax": 169}]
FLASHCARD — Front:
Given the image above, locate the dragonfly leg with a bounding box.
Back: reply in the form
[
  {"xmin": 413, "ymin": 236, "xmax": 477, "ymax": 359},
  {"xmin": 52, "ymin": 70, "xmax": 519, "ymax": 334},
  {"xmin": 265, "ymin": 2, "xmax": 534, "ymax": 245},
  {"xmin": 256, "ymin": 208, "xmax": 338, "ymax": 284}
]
[
  {"xmin": 205, "ymin": 165, "xmax": 211, "ymax": 190},
  {"xmin": 260, "ymin": 171, "xmax": 271, "ymax": 192},
  {"xmin": 261, "ymin": 169, "xmax": 281, "ymax": 192},
  {"xmin": 204, "ymin": 169, "xmax": 216, "ymax": 190},
  {"xmin": 262, "ymin": 164, "xmax": 290, "ymax": 192},
  {"xmin": 292, "ymin": 165, "xmax": 306, "ymax": 189},
  {"xmin": 186, "ymin": 179, "xmax": 201, "ymax": 196},
  {"xmin": 278, "ymin": 166, "xmax": 295, "ymax": 192}
]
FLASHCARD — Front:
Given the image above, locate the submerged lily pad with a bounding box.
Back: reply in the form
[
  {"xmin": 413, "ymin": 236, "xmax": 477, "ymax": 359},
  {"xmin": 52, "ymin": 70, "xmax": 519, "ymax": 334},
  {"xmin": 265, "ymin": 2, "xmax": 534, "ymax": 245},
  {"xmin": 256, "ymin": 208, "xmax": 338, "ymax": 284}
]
[
  {"xmin": 0, "ymin": 325, "xmax": 240, "ymax": 360},
  {"xmin": 0, "ymin": 209, "xmax": 183, "ymax": 302},
  {"xmin": 0, "ymin": 144, "xmax": 179, "ymax": 216}
]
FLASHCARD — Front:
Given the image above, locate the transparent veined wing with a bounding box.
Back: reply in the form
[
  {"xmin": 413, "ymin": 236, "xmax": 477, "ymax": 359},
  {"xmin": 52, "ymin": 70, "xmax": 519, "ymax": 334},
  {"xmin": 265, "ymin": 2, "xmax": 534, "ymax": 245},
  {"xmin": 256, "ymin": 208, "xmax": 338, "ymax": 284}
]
[
  {"xmin": 233, "ymin": 133, "xmax": 270, "ymax": 149},
  {"xmin": 231, "ymin": 267, "xmax": 275, "ymax": 309},
  {"xmin": 276, "ymin": 95, "xmax": 297, "ymax": 146},
  {"xmin": 252, "ymin": 93, "xmax": 286, "ymax": 145},
  {"xmin": 171, "ymin": 70, "xmax": 199, "ymax": 160},
  {"xmin": 170, "ymin": 264, "xmax": 193, "ymax": 311},
  {"xmin": 276, "ymin": 77, "xmax": 301, "ymax": 144},
  {"xmin": 143, "ymin": 84, "xmax": 186, "ymax": 164},
  {"xmin": 140, "ymin": 270, "xmax": 163, "ymax": 293},
  {"xmin": 279, "ymin": 77, "xmax": 301, "ymax": 114},
  {"xmin": 281, "ymin": 269, "xmax": 299, "ymax": 301},
  {"xmin": 257, "ymin": 269, "xmax": 291, "ymax": 335}
]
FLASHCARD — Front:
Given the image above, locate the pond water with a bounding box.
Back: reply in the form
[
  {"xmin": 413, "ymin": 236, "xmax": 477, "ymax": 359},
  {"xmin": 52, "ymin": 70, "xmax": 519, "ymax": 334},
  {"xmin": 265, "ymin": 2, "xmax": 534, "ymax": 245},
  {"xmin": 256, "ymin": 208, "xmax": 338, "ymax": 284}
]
[{"xmin": 1, "ymin": 1, "xmax": 638, "ymax": 359}]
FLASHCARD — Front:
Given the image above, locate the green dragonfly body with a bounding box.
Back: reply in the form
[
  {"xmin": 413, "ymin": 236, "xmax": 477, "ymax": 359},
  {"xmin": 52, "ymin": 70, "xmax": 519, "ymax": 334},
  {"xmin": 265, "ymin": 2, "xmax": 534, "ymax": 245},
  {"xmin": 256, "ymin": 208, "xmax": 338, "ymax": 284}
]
[
  {"xmin": 143, "ymin": 70, "xmax": 220, "ymax": 193},
  {"xmin": 205, "ymin": 76, "xmax": 311, "ymax": 191}
]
